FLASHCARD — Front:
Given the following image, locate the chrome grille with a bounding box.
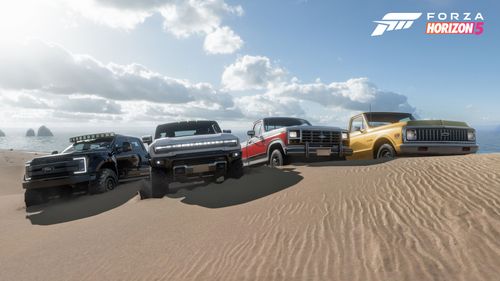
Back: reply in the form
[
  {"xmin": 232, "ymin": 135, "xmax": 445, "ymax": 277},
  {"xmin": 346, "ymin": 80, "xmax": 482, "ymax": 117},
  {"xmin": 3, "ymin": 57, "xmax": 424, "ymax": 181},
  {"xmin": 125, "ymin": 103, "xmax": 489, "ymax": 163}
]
[
  {"xmin": 413, "ymin": 128, "xmax": 469, "ymax": 142},
  {"xmin": 301, "ymin": 130, "xmax": 341, "ymax": 146}
]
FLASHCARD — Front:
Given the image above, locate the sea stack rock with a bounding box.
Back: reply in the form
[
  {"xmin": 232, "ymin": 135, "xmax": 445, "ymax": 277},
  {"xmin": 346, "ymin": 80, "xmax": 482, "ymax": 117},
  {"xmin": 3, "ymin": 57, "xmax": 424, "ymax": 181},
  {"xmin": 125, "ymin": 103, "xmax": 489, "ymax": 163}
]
[
  {"xmin": 0, "ymin": 129, "xmax": 5, "ymax": 137},
  {"xmin": 26, "ymin": 128, "xmax": 35, "ymax": 137},
  {"xmin": 37, "ymin": 125, "xmax": 54, "ymax": 137}
]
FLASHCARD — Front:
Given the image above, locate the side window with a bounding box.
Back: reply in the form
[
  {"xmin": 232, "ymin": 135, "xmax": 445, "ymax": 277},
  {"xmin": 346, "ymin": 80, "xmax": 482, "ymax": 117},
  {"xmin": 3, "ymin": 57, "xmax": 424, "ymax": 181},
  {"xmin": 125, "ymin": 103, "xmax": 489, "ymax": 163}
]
[
  {"xmin": 253, "ymin": 122, "xmax": 263, "ymax": 137},
  {"xmin": 264, "ymin": 120, "xmax": 278, "ymax": 131},
  {"xmin": 131, "ymin": 138, "xmax": 146, "ymax": 152},
  {"xmin": 350, "ymin": 117, "xmax": 365, "ymax": 133},
  {"xmin": 114, "ymin": 137, "xmax": 124, "ymax": 148}
]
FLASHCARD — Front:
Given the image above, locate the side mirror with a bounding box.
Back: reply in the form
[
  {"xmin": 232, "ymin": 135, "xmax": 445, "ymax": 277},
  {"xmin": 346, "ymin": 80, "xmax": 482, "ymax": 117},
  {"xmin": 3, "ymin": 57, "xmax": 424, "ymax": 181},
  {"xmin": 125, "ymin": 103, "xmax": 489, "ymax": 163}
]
[
  {"xmin": 247, "ymin": 130, "xmax": 255, "ymax": 137},
  {"xmin": 141, "ymin": 135, "xmax": 153, "ymax": 145},
  {"xmin": 223, "ymin": 129, "xmax": 232, "ymax": 134},
  {"xmin": 122, "ymin": 142, "xmax": 132, "ymax": 152},
  {"xmin": 51, "ymin": 151, "xmax": 58, "ymax": 155}
]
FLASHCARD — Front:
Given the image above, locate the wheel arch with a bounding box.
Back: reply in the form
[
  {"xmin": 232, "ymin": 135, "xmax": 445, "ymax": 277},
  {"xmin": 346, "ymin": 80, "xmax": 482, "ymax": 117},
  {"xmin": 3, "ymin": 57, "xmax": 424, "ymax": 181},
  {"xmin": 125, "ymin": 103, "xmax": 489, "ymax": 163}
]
[
  {"xmin": 372, "ymin": 137, "xmax": 396, "ymax": 159},
  {"xmin": 267, "ymin": 139, "xmax": 286, "ymax": 162},
  {"xmin": 96, "ymin": 159, "xmax": 118, "ymax": 177}
]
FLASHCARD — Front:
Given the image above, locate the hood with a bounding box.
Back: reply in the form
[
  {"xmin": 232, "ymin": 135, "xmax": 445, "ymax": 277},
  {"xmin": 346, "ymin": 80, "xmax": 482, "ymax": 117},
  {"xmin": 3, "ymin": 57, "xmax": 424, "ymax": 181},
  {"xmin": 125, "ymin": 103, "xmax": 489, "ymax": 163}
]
[
  {"xmin": 152, "ymin": 133, "xmax": 238, "ymax": 147},
  {"xmin": 286, "ymin": 125, "xmax": 343, "ymax": 131},
  {"xmin": 406, "ymin": 120, "xmax": 470, "ymax": 128},
  {"xmin": 28, "ymin": 150, "xmax": 107, "ymax": 165}
]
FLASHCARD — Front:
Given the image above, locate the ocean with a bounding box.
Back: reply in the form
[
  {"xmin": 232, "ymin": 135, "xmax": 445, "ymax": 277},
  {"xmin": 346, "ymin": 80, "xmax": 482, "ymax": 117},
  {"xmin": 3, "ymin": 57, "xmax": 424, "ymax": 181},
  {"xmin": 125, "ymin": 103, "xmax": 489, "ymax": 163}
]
[
  {"xmin": 0, "ymin": 129, "xmax": 498, "ymax": 154},
  {"xmin": 0, "ymin": 128, "xmax": 250, "ymax": 153}
]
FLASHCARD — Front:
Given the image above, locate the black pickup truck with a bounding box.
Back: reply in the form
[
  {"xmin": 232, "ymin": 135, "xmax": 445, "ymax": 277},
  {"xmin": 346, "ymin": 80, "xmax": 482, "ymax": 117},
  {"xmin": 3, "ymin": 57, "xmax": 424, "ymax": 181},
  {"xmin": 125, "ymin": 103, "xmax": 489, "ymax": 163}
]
[{"xmin": 23, "ymin": 133, "xmax": 149, "ymax": 207}]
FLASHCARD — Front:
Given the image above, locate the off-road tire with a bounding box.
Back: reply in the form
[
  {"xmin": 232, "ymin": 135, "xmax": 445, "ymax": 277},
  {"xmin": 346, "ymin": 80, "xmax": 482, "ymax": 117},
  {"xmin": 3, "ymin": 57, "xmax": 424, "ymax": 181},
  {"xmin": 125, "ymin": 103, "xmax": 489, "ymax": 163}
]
[
  {"xmin": 269, "ymin": 149, "xmax": 284, "ymax": 167},
  {"xmin": 377, "ymin": 144, "xmax": 396, "ymax": 159},
  {"xmin": 24, "ymin": 189, "xmax": 48, "ymax": 207},
  {"xmin": 89, "ymin": 168, "xmax": 117, "ymax": 194},
  {"xmin": 228, "ymin": 159, "xmax": 244, "ymax": 179},
  {"xmin": 150, "ymin": 167, "xmax": 169, "ymax": 198}
]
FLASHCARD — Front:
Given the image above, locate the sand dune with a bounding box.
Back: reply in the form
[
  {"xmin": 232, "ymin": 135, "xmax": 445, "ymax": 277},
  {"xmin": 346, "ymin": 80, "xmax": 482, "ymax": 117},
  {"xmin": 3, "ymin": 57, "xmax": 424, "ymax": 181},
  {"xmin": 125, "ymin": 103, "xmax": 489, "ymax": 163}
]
[{"xmin": 0, "ymin": 150, "xmax": 499, "ymax": 281}]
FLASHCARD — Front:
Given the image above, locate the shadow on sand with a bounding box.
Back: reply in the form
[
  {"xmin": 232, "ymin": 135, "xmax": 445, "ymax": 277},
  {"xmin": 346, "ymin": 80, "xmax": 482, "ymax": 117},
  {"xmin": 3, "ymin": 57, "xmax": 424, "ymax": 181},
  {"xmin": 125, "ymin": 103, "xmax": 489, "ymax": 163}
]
[
  {"xmin": 165, "ymin": 166, "xmax": 303, "ymax": 208},
  {"xmin": 26, "ymin": 182, "xmax": 142, "ymax": 226}
]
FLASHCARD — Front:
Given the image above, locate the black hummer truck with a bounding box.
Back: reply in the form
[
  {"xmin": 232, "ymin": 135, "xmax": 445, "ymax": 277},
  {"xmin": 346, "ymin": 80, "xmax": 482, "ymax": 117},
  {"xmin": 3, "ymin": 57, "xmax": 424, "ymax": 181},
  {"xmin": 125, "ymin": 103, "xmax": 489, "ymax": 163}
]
[
  {"xmin": 23, "ymin": 133, "xmax": 149, "ymax": 207},
  {"xmin": 143, "ymin": 121, "xmax": 244, "ymax": 198}
]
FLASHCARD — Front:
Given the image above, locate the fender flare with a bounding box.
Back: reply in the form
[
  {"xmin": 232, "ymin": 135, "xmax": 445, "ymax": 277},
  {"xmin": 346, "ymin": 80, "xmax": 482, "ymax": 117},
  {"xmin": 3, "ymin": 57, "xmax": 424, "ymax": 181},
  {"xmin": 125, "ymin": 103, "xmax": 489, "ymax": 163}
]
[
  {"xmin": 267, "ymin": 139, "xmax": 286, "ymax": 159},
  {"xmin": 372, "ymin": 136, "xmax": 397, "ymax": 157},
  {"xmin": 96, "ymin": 158, "xmax": 118, "ymax": 175}
]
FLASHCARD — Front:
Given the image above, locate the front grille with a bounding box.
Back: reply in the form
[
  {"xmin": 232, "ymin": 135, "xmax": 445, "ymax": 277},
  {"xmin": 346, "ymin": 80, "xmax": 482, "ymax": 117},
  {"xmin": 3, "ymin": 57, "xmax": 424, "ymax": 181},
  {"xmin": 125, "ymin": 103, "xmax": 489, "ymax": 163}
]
[
  {"xmin": 173, "ymin": 156, "xmax": 226, "ymax": 167},
  {"xmin": 412, "ymin": 128, "xmax": 469, "ymax": 142},
  {"xmin": 301, "ymin": 130, "xmax": 341, "ymax": 146},
  {"xmin": 27, "ymin": 160, "xmax": 80, "ymax": 180},
  {"xmin": 170, "ymin": 150, "xmax": 228, "ymax": 166},
  {"xmin": 30, "ymin": 156, "xmax": 73, "ymax": 165}
]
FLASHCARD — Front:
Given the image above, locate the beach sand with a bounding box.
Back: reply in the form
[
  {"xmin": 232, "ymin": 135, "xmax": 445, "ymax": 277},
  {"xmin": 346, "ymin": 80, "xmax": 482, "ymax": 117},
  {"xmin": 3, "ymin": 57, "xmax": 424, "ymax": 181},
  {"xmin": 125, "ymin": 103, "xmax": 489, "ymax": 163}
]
[{"xmin": 0, "ymin": 149, "xmax": 499, "ymax": 281}]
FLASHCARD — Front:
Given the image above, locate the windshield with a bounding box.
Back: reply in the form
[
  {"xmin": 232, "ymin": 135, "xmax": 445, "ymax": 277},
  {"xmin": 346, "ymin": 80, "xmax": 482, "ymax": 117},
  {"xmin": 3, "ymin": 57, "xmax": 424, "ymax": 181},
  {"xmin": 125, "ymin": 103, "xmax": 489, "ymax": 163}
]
[
  {"xmin": 62, "ymin": 137, "xmax": 114, "ymax": 153},
  {"xmin": 365, "ymin": 113, "xmax": 416, "ymax": 127},
  {"xmin": 264, "ymin": 118, "xmax": 311, "ymax": 131},
  {"xmin": 155, "ymin": 121, "xmax": 222, "ymax": 139}
]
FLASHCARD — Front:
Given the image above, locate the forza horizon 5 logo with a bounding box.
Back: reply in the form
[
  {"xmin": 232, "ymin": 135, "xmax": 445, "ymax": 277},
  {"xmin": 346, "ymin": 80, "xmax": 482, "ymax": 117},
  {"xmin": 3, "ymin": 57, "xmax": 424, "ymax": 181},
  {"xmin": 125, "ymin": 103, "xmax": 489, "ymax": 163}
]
[{"xmin": 371, "ymin": 12, "xmax": 485, "ymax": 36}]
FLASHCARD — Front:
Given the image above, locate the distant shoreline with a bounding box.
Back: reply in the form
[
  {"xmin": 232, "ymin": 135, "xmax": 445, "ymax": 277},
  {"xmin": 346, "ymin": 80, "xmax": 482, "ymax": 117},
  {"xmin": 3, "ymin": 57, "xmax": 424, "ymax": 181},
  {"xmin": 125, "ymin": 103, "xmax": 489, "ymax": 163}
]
[{"xmin": 0, "ymin": 149, "xmax": 48, "ymax": 155}]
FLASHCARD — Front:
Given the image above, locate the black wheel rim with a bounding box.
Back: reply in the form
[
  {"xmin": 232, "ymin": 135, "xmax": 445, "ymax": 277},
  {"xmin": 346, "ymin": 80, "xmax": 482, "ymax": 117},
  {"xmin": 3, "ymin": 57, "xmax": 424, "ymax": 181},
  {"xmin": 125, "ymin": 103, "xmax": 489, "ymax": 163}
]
[
  {"xmin": 380, "ymin": 149, "xmax": 393, "ymax": 158},
  {"xmin": 106, "ymin": 178, "xmax": 115, "ymax": 190},
  {"xmin": 271, "ymin": 154, "xmax": 281, "ymax": 167}
]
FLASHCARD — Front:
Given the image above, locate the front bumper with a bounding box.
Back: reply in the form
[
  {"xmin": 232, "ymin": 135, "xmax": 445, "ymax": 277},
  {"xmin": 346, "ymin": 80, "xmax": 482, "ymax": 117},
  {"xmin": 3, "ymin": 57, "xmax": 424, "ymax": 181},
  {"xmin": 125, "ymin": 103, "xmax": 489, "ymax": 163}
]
[
  {"xmin": 151, "ymin": 149, "xmax": 242, "ymax": 179},
  {"xmin": 286, "ymin": 144, "xmax": 353, "ymax": 158},
  {"xmin": 399, "ymin": 143, "xmax": 478, "ymax": 155},
  {"xmin": 22, "ymin": 174, "xmax": 96, "ymax": 190}
]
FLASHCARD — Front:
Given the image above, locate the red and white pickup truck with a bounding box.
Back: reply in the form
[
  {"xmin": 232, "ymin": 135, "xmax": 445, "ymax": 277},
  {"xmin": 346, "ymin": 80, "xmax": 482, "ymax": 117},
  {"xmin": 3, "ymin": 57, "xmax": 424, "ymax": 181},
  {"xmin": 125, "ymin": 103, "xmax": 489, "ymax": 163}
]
[{"xmin": 242, "ymin": 117, "xmax": 353, "ymax": 167}]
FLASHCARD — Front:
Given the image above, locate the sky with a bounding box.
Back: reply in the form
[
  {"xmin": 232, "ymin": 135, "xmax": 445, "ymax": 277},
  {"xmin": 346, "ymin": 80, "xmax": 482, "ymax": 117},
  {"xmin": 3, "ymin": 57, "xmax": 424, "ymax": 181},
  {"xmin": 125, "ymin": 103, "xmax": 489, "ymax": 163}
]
[{"xmin": 0, "ymin": 0, "xmax": 498, "ymax": 132}]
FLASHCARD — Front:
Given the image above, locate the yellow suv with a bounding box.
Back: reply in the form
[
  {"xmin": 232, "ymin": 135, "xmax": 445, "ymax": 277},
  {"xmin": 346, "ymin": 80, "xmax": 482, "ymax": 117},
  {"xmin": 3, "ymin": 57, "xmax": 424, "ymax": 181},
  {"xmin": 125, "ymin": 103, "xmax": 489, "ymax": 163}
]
[{"xmin": 347, "ymin": 112, "xmax": 478, "ymax": 160}]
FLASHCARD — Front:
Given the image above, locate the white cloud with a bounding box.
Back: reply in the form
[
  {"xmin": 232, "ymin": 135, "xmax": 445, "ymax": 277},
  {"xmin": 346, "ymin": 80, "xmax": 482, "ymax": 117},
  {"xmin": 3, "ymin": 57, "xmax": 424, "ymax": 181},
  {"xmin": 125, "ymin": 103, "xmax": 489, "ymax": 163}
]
[
  {"xmin": 0, "ymin": 40, "xmax": 233, "ymax": 108},
  {"xmin": 62, "ymin": 0, "xmax": 152, "ymax": 30},
  {"xmin": 0, "ymin": 40, "xmax": 243, "ymax": 123},
  {"xmin": 204, "ymin": 26, "xmax": 244, "ymax": 54},
  {"xmin": 62, "ymin": 0, "xmax": 244, "ymax": 54},
  {"xmin": 221, "ymin": 55, "xmax": 286, "ymax": 91},
  {"xmin": 269, "ymin": 77, "xmax": 415, "ymax": 112},
  {"xmin": 132, "ymin": 102, "xmax": 242, "ymax": 121},
  {"xmin": 0, "ymin": 41, "xmax": 414, "ymax": 126},
  {"xmin": 234, "ymin": 95, "xmax": 305, "ymax": 120},
  {"xmin": 0, "ymin": 91, "xmax": 122, "ymax": 114},
  {"xmin": 224, "ymin": 55, "xmax": 415, "ymax": 124}
]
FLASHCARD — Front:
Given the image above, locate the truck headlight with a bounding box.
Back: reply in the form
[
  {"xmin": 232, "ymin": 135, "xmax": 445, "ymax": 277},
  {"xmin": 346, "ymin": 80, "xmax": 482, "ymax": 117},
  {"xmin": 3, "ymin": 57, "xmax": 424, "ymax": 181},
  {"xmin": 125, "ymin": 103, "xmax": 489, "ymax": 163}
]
[
  {"xmin": 73, "ymin": 157, "xmax": 87, "ymax": 174},
  {"xmin": 25, "ymin": 163, "xmax": 31, "ymax": 181},
  {"xmin": 406, "ymin": 129, "xmax": 417, "ymax": 141},
  {"xmin": 467, "ymin": 130, "xmax": 476, "ymax": 141},
  {"xmin": 223, "ymin": 139, "xmax": 239, "ymax": 146},
  {"xmin": 342, "ymin": 132, "xmax": 348, "ymax": 140},
  {"xmin": 288, "ymin": 130, "xmax": 299, "ymax": 138}
]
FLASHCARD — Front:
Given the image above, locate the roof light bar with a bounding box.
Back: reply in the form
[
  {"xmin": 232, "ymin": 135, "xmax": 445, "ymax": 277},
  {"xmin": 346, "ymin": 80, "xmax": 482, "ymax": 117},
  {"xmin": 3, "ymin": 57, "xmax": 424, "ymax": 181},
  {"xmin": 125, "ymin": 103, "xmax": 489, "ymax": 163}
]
[{"xmin": 69, "ymin": 132, "xmax": 115, "ymax": 143}]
